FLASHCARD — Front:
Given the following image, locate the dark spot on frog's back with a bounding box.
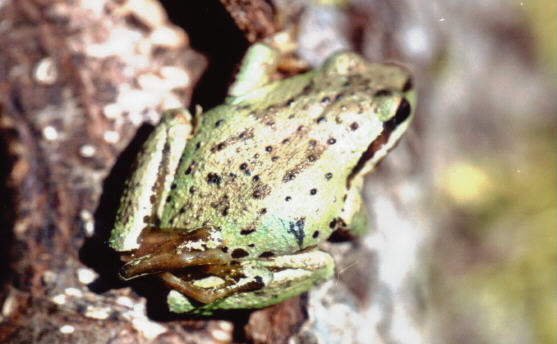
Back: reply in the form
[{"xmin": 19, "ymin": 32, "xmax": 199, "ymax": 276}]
[
  {"xmin": 286, "ymin": 218, "xmax": 306, "ymax": 248},
  {"xmin": 231, "ymin": 248, "xmax": 249, "ymax": 258},
  {"xmin": 206, "ymin": 173, "xmax": 222, "ymax": 186},
  {"xmin": 210, "ymin": 141, "xmax": 227, "ymax": 152},
  {"xmin": 283, "ymin": 171, "xmax": 296, "ymax": 182},
  {"xmin": 240, "ymin": 228, "xmax": 256, "ymax": 235},
  {"xmin": 239, "ymin": 162, "xmax": 251, "ymax": 176},
  {"xmin": 184, "ymin": 162, "xmax": 195, "ymax": 175},
  {"xmin": 252, "ymin": 184, "xmax": 271, "ymax": 199},
  {"xmin": 259, "ymin": 251, "xmax": 274, "ymax": 258}
]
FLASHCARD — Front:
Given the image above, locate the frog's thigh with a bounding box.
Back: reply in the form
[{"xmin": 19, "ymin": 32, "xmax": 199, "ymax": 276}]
[{"xmin": 110, "ymin": 109, "xmax": 193, "ymax": 251}]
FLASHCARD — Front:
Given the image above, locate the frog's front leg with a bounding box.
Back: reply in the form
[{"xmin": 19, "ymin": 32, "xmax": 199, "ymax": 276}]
[
  {"xmin": 109, "ymin": 109, "xmax": 193, "ymax": 252},
  {"xmin": 227, "ymin": 32, "xmax": 297, "ymax": 97}
]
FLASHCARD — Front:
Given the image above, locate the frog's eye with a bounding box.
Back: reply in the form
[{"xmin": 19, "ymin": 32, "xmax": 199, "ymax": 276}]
[{"xmin": 384, "ymin": 98, "xmax": 412, "ymax": 130}]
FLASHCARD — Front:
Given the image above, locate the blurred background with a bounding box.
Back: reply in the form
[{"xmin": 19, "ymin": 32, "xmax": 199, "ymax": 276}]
[{"xmin": 425, "ymin": 1, "xmax": 555, "ymax": 343}]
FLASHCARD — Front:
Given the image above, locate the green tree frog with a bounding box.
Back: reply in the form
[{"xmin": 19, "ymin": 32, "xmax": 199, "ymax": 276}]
[{"xmin": 109, "ymin": 42, "xmax": 415, "ymax": 314}]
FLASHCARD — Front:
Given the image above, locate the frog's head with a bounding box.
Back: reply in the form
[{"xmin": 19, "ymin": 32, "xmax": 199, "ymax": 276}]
[
  {"xmin": 321, "ymin": 52, "xmax": 415, "ymax": 183},
  {"xmin": 352, "ymin": 62, "xmax": 415, "ymax": 179}
]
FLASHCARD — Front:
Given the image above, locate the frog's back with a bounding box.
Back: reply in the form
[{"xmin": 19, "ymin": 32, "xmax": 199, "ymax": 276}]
[{"xmin": 160, "ymin": 52, "xmax": 412, "ymax": 256}]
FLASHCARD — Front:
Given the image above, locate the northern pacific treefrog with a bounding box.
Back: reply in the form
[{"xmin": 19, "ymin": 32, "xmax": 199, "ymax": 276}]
[{"xmin": 109, "ymin": 42, "xmax": 415, "ymax": 314}]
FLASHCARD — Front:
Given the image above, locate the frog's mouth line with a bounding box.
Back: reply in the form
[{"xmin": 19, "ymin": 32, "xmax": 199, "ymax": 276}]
[{"xmin": 346, "ymin": 98, "xmax": 412, "ymax": 187}]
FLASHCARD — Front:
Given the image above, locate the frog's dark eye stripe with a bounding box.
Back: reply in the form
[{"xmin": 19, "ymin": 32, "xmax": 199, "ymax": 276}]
[
  {"xmin": 346, "ymin": 98, "xmax": 411, "ymax": 187},
  {"xmin": 402, "ymin": 77, "xmax": 414, "ymax": 92},
  {"xmin": 384, "ymin": 98, "xmax": 411, "ymax": 131}
]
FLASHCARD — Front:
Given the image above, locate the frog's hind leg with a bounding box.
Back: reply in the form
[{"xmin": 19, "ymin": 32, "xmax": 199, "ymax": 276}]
[
  {"xmin": 109, "ymin": 109, "xmax": 193, "ymax": 252},
  {"xmin": 169, "ymin": 249, "xmax": 336, "ymax": 311},
  {"xmin": 159, "ymin": 263, "xmax": 271, "ymax": 304}
]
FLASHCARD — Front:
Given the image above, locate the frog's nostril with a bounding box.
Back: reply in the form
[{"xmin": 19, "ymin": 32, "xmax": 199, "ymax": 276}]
[{"xmin": 384, "ymin": 98, "xmax": 411, "ymax": 130}]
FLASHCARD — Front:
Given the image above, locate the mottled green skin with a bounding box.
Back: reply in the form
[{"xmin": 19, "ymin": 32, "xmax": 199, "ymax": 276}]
[
  {"xmin": 162, "ymin": 54, "xmax": 411, "ymax": 255},
  {"xmin": 110, "ymin": 44, "xmax": 415, "ymax": 314}
]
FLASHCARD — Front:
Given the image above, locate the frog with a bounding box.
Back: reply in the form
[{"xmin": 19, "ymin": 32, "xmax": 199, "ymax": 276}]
[{"xmin": 109, "ymin": 41, "xmax": 415, "ymax": 315}]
